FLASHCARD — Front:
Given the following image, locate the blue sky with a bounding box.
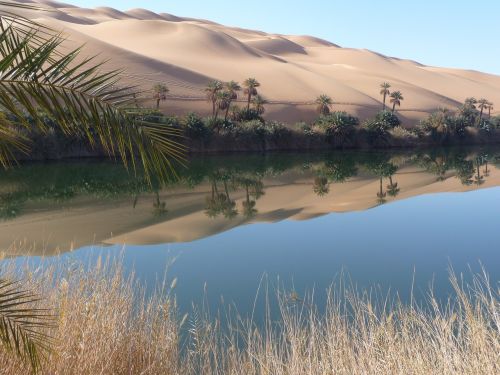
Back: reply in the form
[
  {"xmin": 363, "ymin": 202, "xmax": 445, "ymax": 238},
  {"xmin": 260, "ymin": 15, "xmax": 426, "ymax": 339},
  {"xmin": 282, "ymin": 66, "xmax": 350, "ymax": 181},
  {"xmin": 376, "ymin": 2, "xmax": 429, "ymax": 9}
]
[{"xmin": 63, "ymin": 0, "xmax": 500, "ymax": 75}]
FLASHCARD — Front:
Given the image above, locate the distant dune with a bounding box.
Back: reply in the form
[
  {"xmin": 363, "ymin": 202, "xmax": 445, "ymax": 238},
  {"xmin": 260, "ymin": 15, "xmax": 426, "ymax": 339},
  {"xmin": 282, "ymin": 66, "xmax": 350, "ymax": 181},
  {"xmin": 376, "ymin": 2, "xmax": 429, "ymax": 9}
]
[{"xmin": 11, "ymin": 0, "xmax": 500, "ymax": 124}]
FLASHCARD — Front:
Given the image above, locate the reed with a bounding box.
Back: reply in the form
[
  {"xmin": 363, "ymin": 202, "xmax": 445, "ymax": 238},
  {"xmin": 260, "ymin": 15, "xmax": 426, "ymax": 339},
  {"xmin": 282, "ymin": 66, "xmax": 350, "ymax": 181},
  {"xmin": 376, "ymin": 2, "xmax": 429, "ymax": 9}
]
[{"xmin": 0, "ymin": 256, "xmax": 498, "ymax": 374}]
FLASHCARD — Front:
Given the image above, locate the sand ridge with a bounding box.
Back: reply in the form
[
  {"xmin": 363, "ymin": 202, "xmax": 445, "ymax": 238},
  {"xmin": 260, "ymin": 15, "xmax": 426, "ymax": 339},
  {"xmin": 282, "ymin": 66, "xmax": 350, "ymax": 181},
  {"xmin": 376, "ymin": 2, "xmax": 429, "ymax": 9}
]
[{"xmin": 8, "ymin": 0, "xmax": 499, "ymax": 124}]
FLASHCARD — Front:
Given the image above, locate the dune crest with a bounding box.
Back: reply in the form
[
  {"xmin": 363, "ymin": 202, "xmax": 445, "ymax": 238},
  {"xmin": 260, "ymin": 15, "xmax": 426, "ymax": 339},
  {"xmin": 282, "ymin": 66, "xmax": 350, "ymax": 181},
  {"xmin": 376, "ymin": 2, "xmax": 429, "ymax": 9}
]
[{"xmin": 11, "ymin": 1, "xmax": 500, "ymax": 123}]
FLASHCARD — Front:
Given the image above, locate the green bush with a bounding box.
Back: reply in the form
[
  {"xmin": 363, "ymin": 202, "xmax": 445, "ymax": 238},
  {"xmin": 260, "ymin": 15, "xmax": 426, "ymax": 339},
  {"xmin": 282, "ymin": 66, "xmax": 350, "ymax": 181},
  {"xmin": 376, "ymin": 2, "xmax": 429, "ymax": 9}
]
[
  {"xmin": 374, "ymin": 110, "xmax": 401, "ymax": 128},
  {"xmin": 231, "ymin": 107, "xmax": 262, "ymax": 122},
  {"xmin": 316, "ymin": 112, "xmax": 359, "ymax": 146},
  {"xmin": 183, "ymin": 112, "xmax": 212, "ymax": 141},
  {"xmin": 238, "ymin": 120, "xmax": 290, "ymax": 143},
  {"xmin": 363, "ymin": 119, "xmax": 391, "ymax": 146},
  {"xmin": 490, "ymin": 116, "xmax": 500, "ymax": 129}
]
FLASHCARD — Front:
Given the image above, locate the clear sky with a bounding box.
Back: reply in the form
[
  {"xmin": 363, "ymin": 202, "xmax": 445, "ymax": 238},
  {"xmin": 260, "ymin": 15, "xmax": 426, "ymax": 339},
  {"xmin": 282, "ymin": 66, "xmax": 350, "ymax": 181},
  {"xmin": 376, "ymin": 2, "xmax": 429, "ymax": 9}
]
[{"xmin": 63, "ymin": 0, "xmax": 500, "ymax": 75}]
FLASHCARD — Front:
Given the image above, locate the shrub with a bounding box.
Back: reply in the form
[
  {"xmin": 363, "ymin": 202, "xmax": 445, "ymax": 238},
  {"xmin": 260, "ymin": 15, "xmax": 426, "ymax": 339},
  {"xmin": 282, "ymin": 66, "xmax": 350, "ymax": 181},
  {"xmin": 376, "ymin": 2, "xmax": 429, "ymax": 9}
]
[
  {"xmin": 239, "ymin": 120, "xmax": 290, "ymax": 143},
  {"xmin": 316, "ymin": 112, "xmax": 359, "ymax": 146},
  {"xmin": 298, "ymin": 122, "xmax": 316, "ymax": 137},
  {"xmin": 203, "ymin": 116, "xmax": 226, "ymax": 133},
  {"xmin": 490, "ymin": 115, "xmax": 500, "ymax": 129},
  {"xmin": 419, "ymin": 111, "xmax": 468, "ymax": 141},
  {"xmin": 389, "ymin": 126, "xmax": 418, "ymax": 145},
  {"xmin": 363, "ymin": 119, "xmax": 391, "ymax": 146},
  {"xmin": 183, "ymin": 112, "xmax": 212, "ymax": 141},
  {"xmin": 265, "ymin": 121, "xmax": 291, "ymax": 142},
  {"xmin": 231, "ymin": 107, "xmax": 262, "ymax": 122},
  {"xmin": 374, "ymin": 110, "xmax": 401, "ymax": 128}
]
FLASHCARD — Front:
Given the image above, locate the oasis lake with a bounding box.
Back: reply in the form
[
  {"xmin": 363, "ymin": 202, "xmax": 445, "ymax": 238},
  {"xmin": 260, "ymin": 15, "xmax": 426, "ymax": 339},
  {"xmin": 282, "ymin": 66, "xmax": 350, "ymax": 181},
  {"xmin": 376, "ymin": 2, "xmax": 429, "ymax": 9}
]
[{"xmin": 1, "ymin": 147, "xmax": 499, "ymax": 316}]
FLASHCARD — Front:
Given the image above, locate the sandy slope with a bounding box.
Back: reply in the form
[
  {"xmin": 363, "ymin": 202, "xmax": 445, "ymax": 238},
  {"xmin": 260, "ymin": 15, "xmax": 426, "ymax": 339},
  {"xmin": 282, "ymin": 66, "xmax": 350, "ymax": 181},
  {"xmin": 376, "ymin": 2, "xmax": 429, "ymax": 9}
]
[{"xmin": 8, "ymin": 0, "xmax": 500, "ymax": 124}]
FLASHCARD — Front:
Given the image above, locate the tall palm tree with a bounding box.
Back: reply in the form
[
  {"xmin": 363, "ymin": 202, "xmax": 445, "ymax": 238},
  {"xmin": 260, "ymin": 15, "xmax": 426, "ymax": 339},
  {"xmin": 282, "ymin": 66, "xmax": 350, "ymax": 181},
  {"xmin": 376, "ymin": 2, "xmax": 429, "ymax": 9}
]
[
  {"xmin": 487, "ymin": 102, "xmax": 494, "ymax": 119},
  {"xmin": 153, "ymin": 83, "xmax": 169, "ymax": 110},
  {"xmin": 464, "ymin": 97, "xmax": 478, "ymax": 108},
  {"xmin": 0, "ymin": 278, "xmax": 53, "ymax": 373},
  {"xmin": 205, "ymin": 80, "xmax": 223, "ymax": 116},
  {"xmin": 390, "ymin": 91, "xmax": 404, "ymax": 113},
  {"xmin": 315, "ymin": 94, "xmax": 333, "ymax": 115},
  {"xmin": 224, "ymin": 81, "xmax": 240, "ymax": 121},
  {"xmin": 243, "ymin": 78, "xmax": 260, "ymax": 110},
  {"xmin": 252, "ymin": 95, "xmax": 267, "ymax": 115},
  {"xmin": 241, "ymin": 180, "xmax": 257, "ymax": 218},
  {"xmin": 152, "ymin": 191, "xmax": 167, "ymax": 216},
  {"xmin": 386, "ymin": 175, "xmax": 400, "ymax": 197},
  {"xmin": 474, "ymin": 161, "xmax": 484, "ymax": 186},
  {"xmin": 0, "ymin": 3, "xmax": 184, "ymax": 372},
  {"xmin": 0, "ymin": 7, "xmax": 184, "ymax": 181},
  {"xmin": 478, "ymin": 98, "xmax": 489, "ymax": 124},
  {"xmin": 313, "ymin": 176, "xmax": 330, "ymax": 196},
  {"xmin": 376, "ymin": 177, "xmax": 387, "ymax": 205},
  {"xmin": 214, "ymin": 90, "xmax": 231, "ymax": 122},
  {"xmin": 380, "ymin": 82, "xmax": 391, "ymax": 110}
]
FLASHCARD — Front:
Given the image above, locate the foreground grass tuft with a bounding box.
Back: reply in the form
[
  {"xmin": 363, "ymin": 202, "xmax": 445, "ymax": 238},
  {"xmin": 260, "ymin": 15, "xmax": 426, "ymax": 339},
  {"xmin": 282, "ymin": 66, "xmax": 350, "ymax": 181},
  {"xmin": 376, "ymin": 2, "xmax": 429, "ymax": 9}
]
[{"xmin": 0, "ymin": 257, "xmax": 498, "ymax": 374}]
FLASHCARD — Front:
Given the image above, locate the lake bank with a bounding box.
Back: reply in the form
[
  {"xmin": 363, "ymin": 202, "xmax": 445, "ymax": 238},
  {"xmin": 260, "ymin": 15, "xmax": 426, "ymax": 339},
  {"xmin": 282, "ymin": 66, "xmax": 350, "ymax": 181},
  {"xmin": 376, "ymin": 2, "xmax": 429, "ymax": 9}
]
[{"xmin": 13, "ymin": 124, "xmax": 500, "ymax": 162}]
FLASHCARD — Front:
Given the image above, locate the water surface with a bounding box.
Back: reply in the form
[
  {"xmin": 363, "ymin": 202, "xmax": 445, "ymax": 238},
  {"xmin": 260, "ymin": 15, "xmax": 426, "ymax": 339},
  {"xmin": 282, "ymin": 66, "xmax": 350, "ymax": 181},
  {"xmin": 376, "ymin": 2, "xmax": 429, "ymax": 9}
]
[{"xmin": 1, "ymin": 148, "xmax": 499, "ymax": 314}]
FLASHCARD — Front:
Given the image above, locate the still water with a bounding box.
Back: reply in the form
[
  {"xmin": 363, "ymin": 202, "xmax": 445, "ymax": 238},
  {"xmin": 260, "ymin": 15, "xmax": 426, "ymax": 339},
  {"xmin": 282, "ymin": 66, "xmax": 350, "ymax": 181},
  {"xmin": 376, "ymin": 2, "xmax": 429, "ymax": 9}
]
[{"xmin": 1, "ymin": 147, "xmax": 499, "ymax": 315}]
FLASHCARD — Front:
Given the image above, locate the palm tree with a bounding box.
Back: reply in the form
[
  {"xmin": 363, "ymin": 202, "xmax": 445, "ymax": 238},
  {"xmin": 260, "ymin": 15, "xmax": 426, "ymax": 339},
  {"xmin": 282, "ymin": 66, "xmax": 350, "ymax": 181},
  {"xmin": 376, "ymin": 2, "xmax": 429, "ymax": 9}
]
[
  {"xmin": 0, "ymin": 4, "xmax": 185, "ymax": 371},
  {"xmin": 0, "ymin": 277, "xmax": 54, "ymax": 374},
  {"xmin": 390, "ymin": 91, "xmax": 404, "ymax": 113},
  {"xmin": 223, "ymin": 81, "xmax": 241, "ymax": 121},
  {"xmin": 478, "ymin": 98, "xmax": 489, "ymax": 124},
  {"xmin": 205, "ymin": 80, "xmax": 223, "ymax": 116},
  {"xmin": 214, "ymin": 90, "xmax": 231, "ymax": 122},
  {"xmin": 152, "ymin": 191, "xmax": 167, "ymax": 216},
  {"xmin": 386, "ymin": 175, "xmax": 400, "ymax": 197},
  {"xmin": 313, "ymin": 176, "xmax": 330, "ymax": 196},
  {"xmin": 474, "ymin": 161, "xmax": 484, "ymax": 186},
  {"xmin": 464, "ymin": 97, "xmax": 478, "ymax": 108},
  {"xmin": 487, "ymin": 102, "xmax": 494, "ymax": 119},
  {"xmin": 153, "ymin": 83, "xmax": 169, "ymax": 110},
  {"xmin": 243, "ymin": 78, "xmax": 260, "ymax": 110},
  {"xmin": 252, "ymin": 95, "xmax": 267, "ymax": 115},
  {"xmin": 0, "ymin": 6, "xmax": 184, "ymax": 181},
  {"xmin": 380, "ymin": 82, "xmax": 391, "ymax": 110},
  {"xmin": 376, "ymin": 177, "xmax": 387, "ymax": 204},
  {"xmin": 242, "ymin": 181, "xmax": 257, "ymax": 218},
  {"xmin": 315, "ymin": 94, "xmax": 333, "ymax": 115}
]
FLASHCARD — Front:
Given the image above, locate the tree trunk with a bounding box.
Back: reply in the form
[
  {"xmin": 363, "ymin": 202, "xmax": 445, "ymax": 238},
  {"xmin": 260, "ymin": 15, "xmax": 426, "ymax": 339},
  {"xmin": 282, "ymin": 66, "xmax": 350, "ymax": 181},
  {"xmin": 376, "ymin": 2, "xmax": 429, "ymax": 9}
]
[
  {"xmin": 247, "ymin": 92, "xmax": 251, "ymax": 110},
  {"xmin": 214, "ymin": 106, "xmax": 220, "ymax": 122},
  {"xmin": 392, "ymin": 102, "xmax": 396, "ymax": 113},
  {"xmin": 224, "ymin": 100, "xmax": 232, "ymax": 121},
  {"xmin": 383, "ymin": 93, "xmax": 386, "ymax": 110},
  {"xmin": 223, "ymin": 181, "xmax": 230, "ymax": 200},
  {"xmin": 156, "ymin": 98, "xmax": 160, "ymax": 110}
]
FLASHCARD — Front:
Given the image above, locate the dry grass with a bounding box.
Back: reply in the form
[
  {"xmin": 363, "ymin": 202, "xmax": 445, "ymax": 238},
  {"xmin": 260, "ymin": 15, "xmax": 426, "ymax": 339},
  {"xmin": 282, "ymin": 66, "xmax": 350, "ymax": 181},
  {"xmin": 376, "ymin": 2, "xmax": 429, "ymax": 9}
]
[{"xmin": 0, "ymin": 256, "xmax": 498, "ymax": 375}]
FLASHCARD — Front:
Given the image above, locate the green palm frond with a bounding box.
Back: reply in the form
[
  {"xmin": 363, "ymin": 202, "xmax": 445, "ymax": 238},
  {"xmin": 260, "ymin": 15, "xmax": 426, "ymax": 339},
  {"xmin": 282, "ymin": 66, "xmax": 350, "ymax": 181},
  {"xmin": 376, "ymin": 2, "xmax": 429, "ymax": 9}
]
[
  {"xmin": 0, "ymin": 277, "xmax": 53, "ymax": 373},
  {"xmin": 0, "ymin": 15, "xmax": 185, "ymax": 182}
]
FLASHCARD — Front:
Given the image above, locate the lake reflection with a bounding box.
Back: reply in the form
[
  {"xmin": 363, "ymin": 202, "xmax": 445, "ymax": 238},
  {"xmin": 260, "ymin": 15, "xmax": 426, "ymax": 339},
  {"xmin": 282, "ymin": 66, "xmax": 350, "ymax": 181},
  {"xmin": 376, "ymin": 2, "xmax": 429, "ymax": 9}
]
[
  {"xmin": 0, "ymin": 148, "xmax": 498, "ymax": 255},
  {"xmin": 1, "ymin": 147, "xmax": 500, "ymax": 315}
]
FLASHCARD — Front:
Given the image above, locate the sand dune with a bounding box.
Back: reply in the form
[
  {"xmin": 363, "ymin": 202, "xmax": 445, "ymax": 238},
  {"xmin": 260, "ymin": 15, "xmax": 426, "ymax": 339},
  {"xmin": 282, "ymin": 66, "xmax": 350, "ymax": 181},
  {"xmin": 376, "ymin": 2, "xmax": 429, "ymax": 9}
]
[{"xmin": 8, "ymin": 1, "xmax": 500, "ymax": 123}]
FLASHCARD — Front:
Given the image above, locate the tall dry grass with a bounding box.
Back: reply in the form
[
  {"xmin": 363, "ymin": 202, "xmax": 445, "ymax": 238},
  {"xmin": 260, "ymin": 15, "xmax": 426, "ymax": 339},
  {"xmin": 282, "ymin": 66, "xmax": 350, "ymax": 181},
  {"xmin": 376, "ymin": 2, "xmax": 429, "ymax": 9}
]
[{"xmin": 0, "ymin": 256, "xmax": 498, "ymax": 374}]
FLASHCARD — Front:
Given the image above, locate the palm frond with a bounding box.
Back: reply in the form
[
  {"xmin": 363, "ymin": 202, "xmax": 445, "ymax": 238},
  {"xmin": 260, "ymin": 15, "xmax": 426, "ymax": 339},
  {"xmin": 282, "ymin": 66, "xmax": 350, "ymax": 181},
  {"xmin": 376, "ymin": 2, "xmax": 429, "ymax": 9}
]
[
  {"xmin": 0, "ymin": 278, "xmax": 53, "ymax": 373},
  {"xmin": 0, "ymin": 18, "xmax": 185, "ymax": 182}
]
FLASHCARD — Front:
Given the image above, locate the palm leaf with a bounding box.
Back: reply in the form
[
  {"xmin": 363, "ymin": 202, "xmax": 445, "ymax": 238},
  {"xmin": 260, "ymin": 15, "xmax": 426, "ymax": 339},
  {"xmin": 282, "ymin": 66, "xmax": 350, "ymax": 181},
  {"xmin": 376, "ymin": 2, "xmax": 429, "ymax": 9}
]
[
  {"xmin": 0, "ymin": 278, "xmax": 54, "ymax": 373},
  {"xmin": 0, "ymin": 13, "xmax": 185, "ymax": 183}
]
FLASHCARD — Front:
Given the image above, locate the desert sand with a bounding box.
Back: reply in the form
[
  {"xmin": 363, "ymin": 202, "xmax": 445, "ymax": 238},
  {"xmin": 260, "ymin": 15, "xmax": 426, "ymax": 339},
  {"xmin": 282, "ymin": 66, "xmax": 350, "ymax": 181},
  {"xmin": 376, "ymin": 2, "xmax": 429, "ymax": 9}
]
[{"xmin": 9, "ymin": 0, "xmax": 500, "ymax": 124}]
